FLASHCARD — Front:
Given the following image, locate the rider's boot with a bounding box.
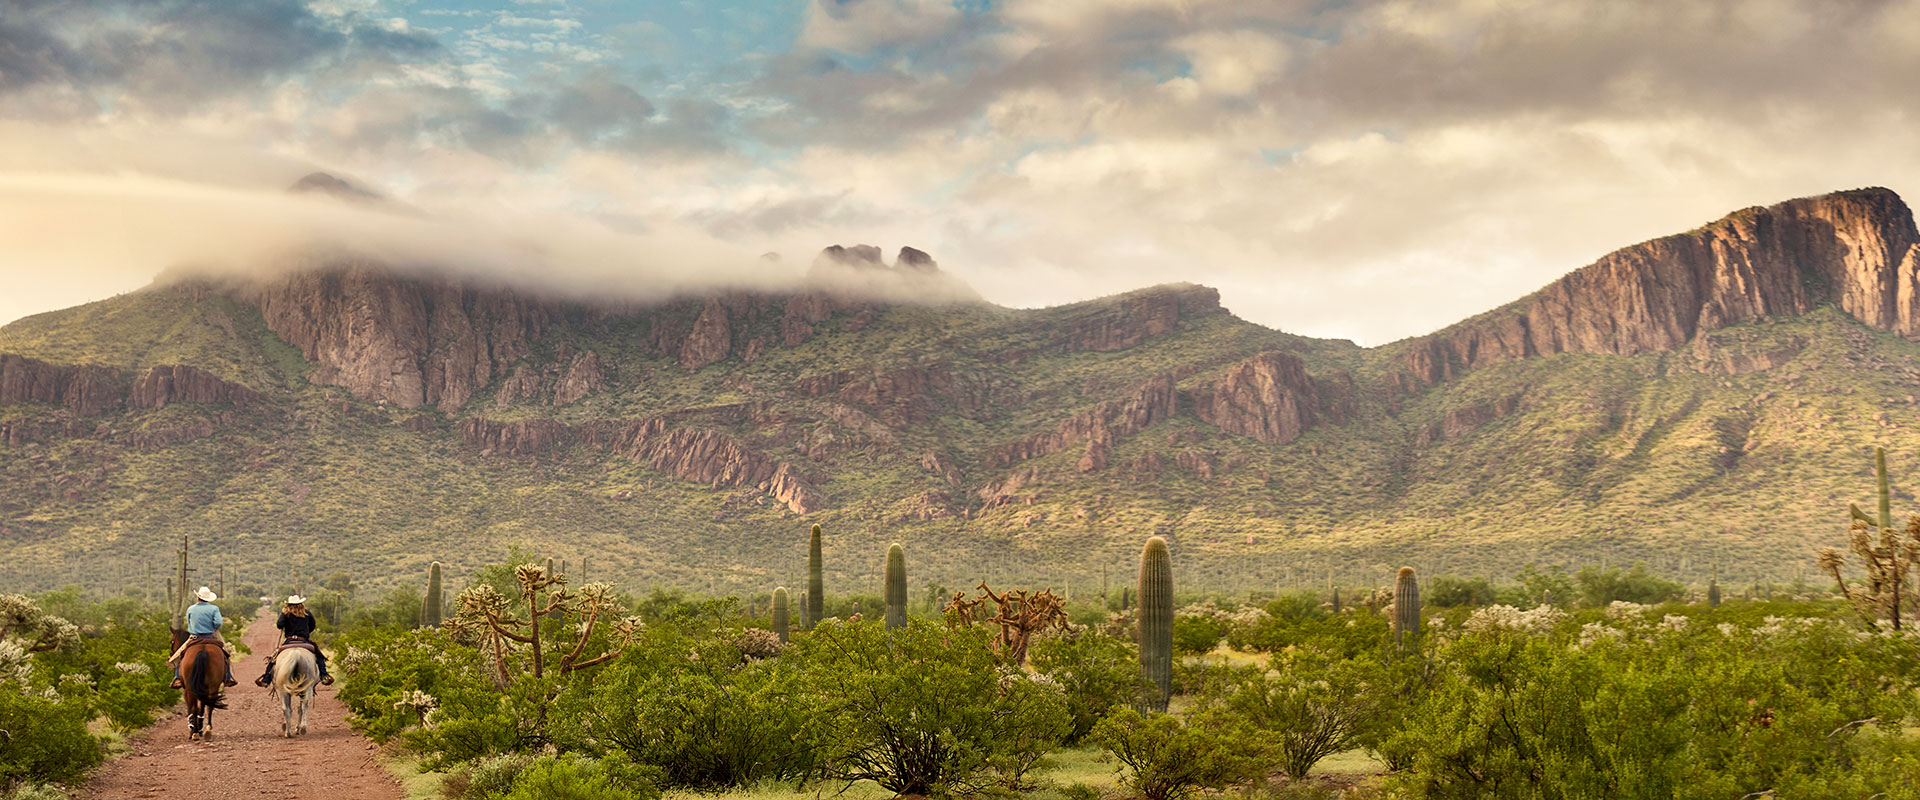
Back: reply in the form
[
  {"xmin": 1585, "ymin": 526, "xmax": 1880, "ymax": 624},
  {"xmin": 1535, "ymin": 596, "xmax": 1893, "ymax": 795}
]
[
  {"xmin": 170, "ymin": 668, "xmax": 183, "ymax": 690},
  {"xmin": 256, "ymin": 659, "xmax": 274, "ymax": 688}
]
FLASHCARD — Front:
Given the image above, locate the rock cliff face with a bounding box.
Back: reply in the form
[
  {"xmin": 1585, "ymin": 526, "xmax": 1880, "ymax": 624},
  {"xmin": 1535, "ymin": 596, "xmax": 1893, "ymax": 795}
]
[
  {"xmin": 128, "ymin": 365, "xmax": 261, "ymax": 410},
  {"xmin": 1397, "ymin": 188, "xmax": 1920, "ymax": 384},
  {"xmin": 1056, "ymin": 284, "xmax": 1222, "ymax": 353},
  {"xmin": 985, "ymin": 376, "xmax": 1179, "ymax": 469},
  {"xmin": 1187, "ymin": 351, "xmax": 1322, "ymax": 446},
  {"xmin": 552, "ymin": 351, "xmax": 606, "ymax": 405},
  {"xmin": 608, "ymin": 416, "xmax": 823, "ymax": 513},
  {"xmin": 679, "ymin": 297, "xmax": 734, "ymax": 370},
  {"xmin": 252, "ymin": 266, "xmax": 556, "ymax": 409},
  {"xmin": 459, "ymin": 417, "xmax": 571, "ymax": 455},
  {"xmin": 0, "ymin": 353, "xmax": 121, "ymax": 415}
]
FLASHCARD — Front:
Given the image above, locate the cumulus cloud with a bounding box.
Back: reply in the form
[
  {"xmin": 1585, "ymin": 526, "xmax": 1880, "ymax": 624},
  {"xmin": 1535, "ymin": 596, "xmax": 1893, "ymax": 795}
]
[{"xmin": 4, "ymin": 0, "xmax": 1920, "ymax": 345}]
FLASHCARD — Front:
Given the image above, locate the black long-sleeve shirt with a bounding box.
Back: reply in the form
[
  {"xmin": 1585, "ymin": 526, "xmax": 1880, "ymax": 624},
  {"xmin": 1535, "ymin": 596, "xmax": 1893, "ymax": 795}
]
[{"xmin": 278, "ymin": 611, "xmax": 318, "ymax": 640}]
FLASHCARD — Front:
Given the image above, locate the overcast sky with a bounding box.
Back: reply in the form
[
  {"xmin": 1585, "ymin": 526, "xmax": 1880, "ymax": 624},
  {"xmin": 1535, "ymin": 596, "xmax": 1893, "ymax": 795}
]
[{"xmin": 3, "ymin": 0, "xmax": 1918, "ymax": 345}]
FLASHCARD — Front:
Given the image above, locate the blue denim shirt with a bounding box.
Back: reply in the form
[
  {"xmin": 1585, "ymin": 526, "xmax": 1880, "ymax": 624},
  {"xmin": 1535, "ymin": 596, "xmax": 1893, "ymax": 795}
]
[{"xmin": 185, "ymin": 602, "xmax": 223, "ymax": 635}]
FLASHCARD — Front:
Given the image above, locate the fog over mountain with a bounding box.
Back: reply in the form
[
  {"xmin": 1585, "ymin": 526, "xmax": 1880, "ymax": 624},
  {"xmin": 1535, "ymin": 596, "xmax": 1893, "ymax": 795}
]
[{"xmin": 5, "ymin": 1, "xmax": 1920, "ymax": 344}]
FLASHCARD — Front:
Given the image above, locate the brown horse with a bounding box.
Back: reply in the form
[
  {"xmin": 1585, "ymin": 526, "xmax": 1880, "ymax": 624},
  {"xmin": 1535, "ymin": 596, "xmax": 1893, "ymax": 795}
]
[{"xmin": 171, "ymin": 628, "xmax": 228, "ymax": 740}]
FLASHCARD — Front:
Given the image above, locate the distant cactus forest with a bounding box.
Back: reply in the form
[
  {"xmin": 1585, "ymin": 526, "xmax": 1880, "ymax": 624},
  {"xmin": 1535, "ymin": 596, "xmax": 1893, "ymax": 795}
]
[{"xmin": 9, "ymin": 451, "xmax": 1920, "ymax": 799}]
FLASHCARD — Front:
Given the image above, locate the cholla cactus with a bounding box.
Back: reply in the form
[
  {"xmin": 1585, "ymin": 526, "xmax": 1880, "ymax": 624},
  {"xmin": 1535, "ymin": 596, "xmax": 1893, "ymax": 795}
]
[
  {"xmin": 1821, "ymin": 447, "xmax": 1920, "ymax": 630},
  {"xmin": 0, "ymin": 594, "xmax": 80, "ymax": 654},
  {"xmin": 448, "ymin": 564, "xmax": 636, "ymax": 687}
]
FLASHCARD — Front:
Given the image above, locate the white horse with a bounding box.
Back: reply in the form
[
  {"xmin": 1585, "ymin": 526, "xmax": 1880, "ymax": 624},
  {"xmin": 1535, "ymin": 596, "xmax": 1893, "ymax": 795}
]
[{"xmin": 272, "ymin": 647, "xmax": 319, "ymax": 737}]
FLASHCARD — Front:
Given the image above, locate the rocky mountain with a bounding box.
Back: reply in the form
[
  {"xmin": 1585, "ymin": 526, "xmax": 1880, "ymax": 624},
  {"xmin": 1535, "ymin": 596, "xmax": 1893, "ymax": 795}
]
[{"xmin": 5, "ymin": 186, "xmax": 1920, "ymax": 596}]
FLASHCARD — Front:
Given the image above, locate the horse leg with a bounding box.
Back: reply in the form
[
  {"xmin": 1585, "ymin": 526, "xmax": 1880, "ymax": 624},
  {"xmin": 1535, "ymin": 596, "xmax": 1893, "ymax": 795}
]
[
  {"xmin": 187, "ymin": 701, "xmax": 200, "ymax": 741},
  {"xmin": 281, "ymin": 689, "xmax": 293, "ymax": 737},
  {"xmin": 300, "ymin": 686, "xmax": 313, "ymax": 734}
]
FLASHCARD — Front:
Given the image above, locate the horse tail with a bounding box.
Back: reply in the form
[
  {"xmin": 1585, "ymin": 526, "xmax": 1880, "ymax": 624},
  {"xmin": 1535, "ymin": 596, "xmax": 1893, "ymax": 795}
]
[
  {"xmin": 276, "ymin": 650, "xmax": 317, "ymax": 694},
  {"xmin": 186, "ymin": 648, "xmax": 228, "ymax": 710}
]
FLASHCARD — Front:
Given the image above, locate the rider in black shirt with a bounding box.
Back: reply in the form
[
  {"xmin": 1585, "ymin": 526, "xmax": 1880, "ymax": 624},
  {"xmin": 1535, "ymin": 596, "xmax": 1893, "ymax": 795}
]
[{"xmin": 255, "ymin": 595, "xmax": 333, "ymax": 687}]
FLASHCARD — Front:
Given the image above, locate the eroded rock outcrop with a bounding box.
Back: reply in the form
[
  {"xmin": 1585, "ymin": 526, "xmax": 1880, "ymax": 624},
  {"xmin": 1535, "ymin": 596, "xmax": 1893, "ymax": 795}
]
[
  {"xmin": 0, "ymin": 353, "xmax": 122, "ymax": 415},
  {"xmin": 608, "ymin": 416, "xmax": 824, "ymax": 514},
  {"xmin": 679, "ymin": 298, "xmax": 733, "ymax": 370},
  {"xmin": 459, "ymin": 417, "xmax": 571, "ymax": 455},
  {"xmin": 552, "ymin": 351, "xmax": 607, "ymax": 405},
  {"xmin": 252, "ymin": 266, "xmax": 555, "ymax": 409},
  {"xmin": 985, "ymin": 375, "xmax": 1178, "ymax": 468},
  {"xmin": 1396, "ymin": 188, "xmax": 1920, "ymax": 385},
  {"xmin": 1056, "ymin": 284, "xmax": 1221, "ymax": 353},
  {"xmin": 1187, "ymin": 351, "xmax": 1321, "ymax": 446},
  {"xmin": 128, "ymin": 365, "xmax": 261, "ymax": 410}
]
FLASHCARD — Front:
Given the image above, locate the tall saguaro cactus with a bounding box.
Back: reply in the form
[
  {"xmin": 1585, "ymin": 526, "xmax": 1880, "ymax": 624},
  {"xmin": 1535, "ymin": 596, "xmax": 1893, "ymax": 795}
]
[
  {"xmin": 1393, "ymin": 567, "xmax": 1421, "ymax": 652},
  {"xmin": 884, "ymin": 543, "xmax": 907, "ymax": 629},
  {"xmin": 421, "ymin": 561, "xmax": 445, "ymax": 628},
  {"xmin": 772, "ymin": 587, "xmax": 791, "ymax": 643},
  {"xmin": 807, "ymin": 524, "xmax": 824, "ymax": 629},
  {"xmin": 1707, "ymin": 577, "xmax": 1721, "ymax": 608},
  {"xmin": 171, "ymin": 537, "xmax": 189, "ymax": 629},
  {"xmin": 1137, "ymin": 535, "xmax": 1174, "ymax": 713},
  {"xmin": 798, "ymin": 591, "xmax": 810, "ymax": 630},
  {"xmin": 1822, "ymin": 446, "xmax": 1920, "ymax": 630}
]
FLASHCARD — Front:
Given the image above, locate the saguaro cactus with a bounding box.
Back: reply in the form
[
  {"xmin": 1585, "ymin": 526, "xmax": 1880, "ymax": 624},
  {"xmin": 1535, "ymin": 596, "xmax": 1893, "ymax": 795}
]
[
  {"xmin": 772, "ymin": 587, "xmax": 791, "ymax": 643},
  {"xmin": 421, "ymin": 561, "xmax": 444, "ymax": 628},
  {"xmin": 1331, "ymin": 586, "xmax": 1342, "ymax": 614},
  {"xmin": 798, "ymin": 591, "xmax": 810, "ymax": 630},
  {"xmin": 884, "ymin": 543, "xmax": 907, "ymax": 630},
  {"xmin": 1393, "ymin": 566, "xmax": 1421, "ymax": 652},
  {"xmin": 1707, "ymin": 577, "xmax": 1721, "ymax": 608},
  {"xmin": 1137, "ymin": 535, "xmax": 1173, "ymax": 713},
  {"xmin": 1822, "ymin": 446, "xmax": 1920, "ymax": 629},
  {"xmin": 807, "ymin": 524, "xmax": 824, "ymax": 629}
]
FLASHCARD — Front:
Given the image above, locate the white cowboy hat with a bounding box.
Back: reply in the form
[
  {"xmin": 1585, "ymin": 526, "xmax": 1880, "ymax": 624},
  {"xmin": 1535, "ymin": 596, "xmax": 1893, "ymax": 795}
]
[
  {"xmin": 286, "ymin": 594, "xmax": 307, "ymax": 604},
  {"xmin": 195, "ymin": 586, "xmax": 217, "ymax": 602}
]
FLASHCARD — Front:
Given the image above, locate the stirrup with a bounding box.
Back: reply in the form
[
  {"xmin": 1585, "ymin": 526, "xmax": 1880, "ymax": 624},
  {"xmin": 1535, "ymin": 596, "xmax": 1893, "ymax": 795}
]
[
  {"xmin": 321, "ymin": 675, "xmax": 335, "ymax": 686},
  {"xmin": 255, "ymin": 675, "xmax": 272, "ymax": 688},
  {"xmin": 170, "ymin": 677, "xmax": 183, "ymax": 689}
]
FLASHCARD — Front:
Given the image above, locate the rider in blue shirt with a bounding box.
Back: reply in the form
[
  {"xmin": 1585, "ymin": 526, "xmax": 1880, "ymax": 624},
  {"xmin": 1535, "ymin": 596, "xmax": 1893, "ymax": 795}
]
[{"xmin": 169, "ymin": 587, "xmax": 238, "ymax": 688}]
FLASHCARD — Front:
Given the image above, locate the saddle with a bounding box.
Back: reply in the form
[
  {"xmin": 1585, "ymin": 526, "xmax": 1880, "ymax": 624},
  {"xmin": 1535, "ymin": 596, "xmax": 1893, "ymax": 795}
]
[
  {"xmin": 271, "ymin": 639, "xmax": 319, "ymax": 659},
  {"xmin": 182, "ymin": 637, "xmax": 224, "ymax": 656}
]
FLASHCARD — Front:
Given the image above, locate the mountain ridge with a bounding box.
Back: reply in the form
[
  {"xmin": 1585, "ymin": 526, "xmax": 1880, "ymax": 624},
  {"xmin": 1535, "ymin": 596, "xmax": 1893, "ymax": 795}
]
[{"xmin": 5, "ymin": 186, "xmax": 1920, "ymax": 595}]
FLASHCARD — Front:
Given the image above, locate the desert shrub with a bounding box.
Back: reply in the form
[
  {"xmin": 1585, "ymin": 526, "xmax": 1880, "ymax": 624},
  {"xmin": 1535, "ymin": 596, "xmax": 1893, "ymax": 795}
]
[
  {"xmin": 1425, "ymin": 576, "xmax": 1497, "ymax": 608},
  {"xmin": 1029, "ymin": 629, "xmax": 1147, "ymax": 744},
  {"xmin": 1572, "ymin": 563, "xmax": 1683, "ymax": 607},
  {"xmin": 0, "ymin": 680, "xmax": 100, "ymax": 786},
  {"xmin": 2, "ymin": 784, "xmax": 72, "ymax": 800},
  {"xmin": 1172, "ymin": 611, "xmax": 1228, "ymax": 655},
  {"xmin": 443, "ymin": 753, "xmax": 529, "ymax": 799},
  {"xmin": 495, "ymin": 754, "xmax": 660, "ymax": 800},
  {"xmin": 788, "ymin": 619, "xmax": 1073, "ymax": 797},
  {"xmin": 554, "ymin": 626, "xmax": 811, "ymax": 789},
  {"xmin": 1090, "ymin": 708, "xmax": 1270, "ymax": 800},
  {"xmin": 1229, "ymin": 608, "xmax": 1390, "ymax": 657},
  {"xmin": 1216, "ymin": 648, "xmax": 1384, "ymax": 778},
  {"xmin": 1387, "ymin": 610, "xmax": 1920, "ymax": 799}
]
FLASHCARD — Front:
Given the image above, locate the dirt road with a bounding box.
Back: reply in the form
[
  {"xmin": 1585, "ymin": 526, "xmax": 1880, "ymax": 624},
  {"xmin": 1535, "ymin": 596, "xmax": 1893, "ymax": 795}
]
[{"xmin": 79, "ymin": 609, "xmax": 406, "ymax": 800}]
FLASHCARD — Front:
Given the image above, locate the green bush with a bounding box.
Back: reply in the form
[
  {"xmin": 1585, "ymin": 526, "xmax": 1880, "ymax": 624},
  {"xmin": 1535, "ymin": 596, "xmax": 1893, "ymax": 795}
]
[
  {"xmin": 1089, "ymin": 708, "xmax": 1270, "ymax": 800},
  {"xmin": 1387, "ymin": 610, "xmax": 1920, "ymax": 798},
  {"xmin": 788, "ymin": 619, "xmax": 1072, "ymax": 797},
  {"xmin": 1171, "ymin": 614, "xmax": 1227, "ymax": 655},
  {"xmin": 554, "ymin": 626, "xmax": 811, "ymax": 789},
  {"xmin": 1572, "ymin": 563, "xmax": 1683, "ymax": 607},
  {"xmin": 0, "ymin": 683, "xmax": 101, "ymax": 785},
  {"xmin": 1029, "ymin": 629, "xmax": 1148, "ymax": 744},
  {"xmin": 1217, "ymin": 648, "xmax": 1383, "ymax": 778},
  {"xmin": 1425, "ymin": 576, "xmax": 1497, "ymax": 608},
  {"xmin": 496, "ymin": 754, "xmax": 659, "ymax": 800}
]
